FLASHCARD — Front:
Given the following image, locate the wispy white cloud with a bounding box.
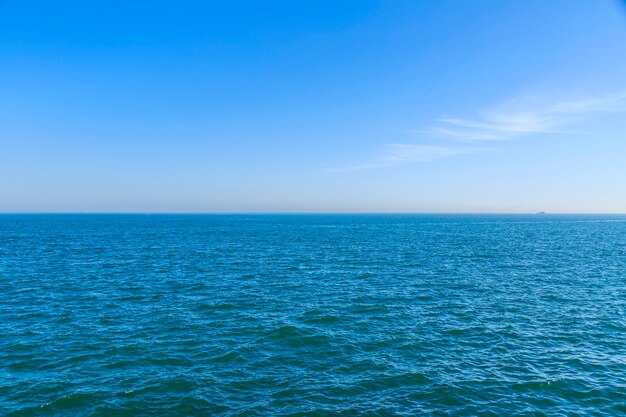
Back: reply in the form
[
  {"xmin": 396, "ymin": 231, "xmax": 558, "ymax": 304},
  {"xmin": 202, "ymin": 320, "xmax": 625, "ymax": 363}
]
[
  {"xmin": 328, "ymin": 90, "xmax": 626, "ymax": 173},
  {"xmin": 431, "ymin": 90, "xmax": 626, "ymax": 141},
  {"xmin": 427, "ymin": 127, "xmax": 502, "ymax": 141},
  {"xmin": 327, "ymin": 144, "xmax": 482, "ymax": 172},
  {"xmin": 384, "ymin": 144, "xmax": 481, "ymax": 162}
]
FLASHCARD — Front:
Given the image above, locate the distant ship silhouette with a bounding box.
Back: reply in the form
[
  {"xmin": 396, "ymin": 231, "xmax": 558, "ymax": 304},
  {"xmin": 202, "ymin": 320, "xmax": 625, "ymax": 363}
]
[{"xmin": 536, "ymin": 211, "xmax": 546, "ymax": 215}]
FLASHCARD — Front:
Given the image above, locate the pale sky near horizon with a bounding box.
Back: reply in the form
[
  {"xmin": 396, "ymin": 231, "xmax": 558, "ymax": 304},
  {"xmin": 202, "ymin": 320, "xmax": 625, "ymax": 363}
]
[{"xmin": 2, "ymin": 0, "xmax": 626, "ymax": 213}]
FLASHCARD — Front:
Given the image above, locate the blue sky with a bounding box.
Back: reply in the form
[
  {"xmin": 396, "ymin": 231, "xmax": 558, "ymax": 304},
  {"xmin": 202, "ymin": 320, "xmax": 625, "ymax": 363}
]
[{"xmin": 2, "ymin": 0, "xmax": 626, "ymax": 212}]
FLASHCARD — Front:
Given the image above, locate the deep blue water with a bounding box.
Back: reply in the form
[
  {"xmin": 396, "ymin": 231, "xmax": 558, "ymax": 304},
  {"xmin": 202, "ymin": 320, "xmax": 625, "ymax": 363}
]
[{"xmin": 2, "ymin": 214, "xmax": 626, "ymax": 416}]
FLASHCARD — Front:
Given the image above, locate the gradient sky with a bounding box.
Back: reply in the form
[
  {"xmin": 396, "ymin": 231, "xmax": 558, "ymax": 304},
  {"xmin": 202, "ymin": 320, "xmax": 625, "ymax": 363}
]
[{"xmin": 2, "ymin": 0, "xmax": 626, "ymax": 213}]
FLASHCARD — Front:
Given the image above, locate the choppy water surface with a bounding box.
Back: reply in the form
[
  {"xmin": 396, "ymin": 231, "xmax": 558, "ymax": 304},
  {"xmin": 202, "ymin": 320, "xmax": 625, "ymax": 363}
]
[{"xmin": 2, "ymin": 214, "xmax": 626, "ymax": 416}]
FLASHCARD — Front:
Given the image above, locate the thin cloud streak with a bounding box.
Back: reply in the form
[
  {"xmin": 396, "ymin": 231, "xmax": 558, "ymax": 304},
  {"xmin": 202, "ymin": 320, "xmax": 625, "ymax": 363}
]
[
  {"xmin": 432, "ymin": 90, "xmax": 626, "ymax": 141},
  {"xmin": 327, "ymin": 144, "xmax": 482, "ymax": 172},
  {"xmin": 328, "ymin": 90, "xmax": 626, "ymax": 173},
  {"xmin": 384, "ymin": 144, "xmax": 481, "ymax": 162}
]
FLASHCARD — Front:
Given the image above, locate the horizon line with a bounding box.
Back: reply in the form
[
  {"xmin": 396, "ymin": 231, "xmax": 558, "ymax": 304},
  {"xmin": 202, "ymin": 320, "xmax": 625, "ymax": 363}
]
[{"xmin": 2, "ymin": 212, "xmax": 626, "ymax": 216}]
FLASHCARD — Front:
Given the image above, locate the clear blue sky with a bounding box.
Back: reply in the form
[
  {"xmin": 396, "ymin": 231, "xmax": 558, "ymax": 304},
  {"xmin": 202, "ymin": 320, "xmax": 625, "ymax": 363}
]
[{"xmin": 2, "ymin": 0, "xmax": 626, "ymax": 213}]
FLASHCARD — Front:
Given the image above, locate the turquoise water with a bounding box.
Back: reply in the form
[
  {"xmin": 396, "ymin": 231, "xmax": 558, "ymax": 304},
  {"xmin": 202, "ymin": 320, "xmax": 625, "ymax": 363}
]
[{"xmin": 2, "ymin": 214, "xmax": 626, "ymax": 416}]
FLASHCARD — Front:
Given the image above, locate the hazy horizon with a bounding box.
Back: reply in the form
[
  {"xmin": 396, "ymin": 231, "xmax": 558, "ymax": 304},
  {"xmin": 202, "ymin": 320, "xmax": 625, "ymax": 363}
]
[
  {"xmin": 3, "ymin": 211, "xmax": 626, "ymax": 215},
  {"xmin": 3, "ymin": 1, "xmax": 626, "ymax": 213}
]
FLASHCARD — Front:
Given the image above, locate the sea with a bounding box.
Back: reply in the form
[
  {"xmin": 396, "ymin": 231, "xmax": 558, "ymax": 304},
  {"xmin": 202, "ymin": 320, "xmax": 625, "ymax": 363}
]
[{"xmin": 1, "ymin": 214, "xmax": 626, "ymax": 416}]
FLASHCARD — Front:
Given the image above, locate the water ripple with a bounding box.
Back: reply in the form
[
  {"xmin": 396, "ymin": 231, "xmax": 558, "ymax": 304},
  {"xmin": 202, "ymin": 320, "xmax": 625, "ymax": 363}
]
[{"xmin": 1, "ymin": 214, "xmax": 626, "ymax": 415}]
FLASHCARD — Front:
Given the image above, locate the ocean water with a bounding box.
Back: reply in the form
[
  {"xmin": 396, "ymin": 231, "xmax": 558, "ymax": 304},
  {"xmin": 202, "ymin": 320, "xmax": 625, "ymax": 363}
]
[{"xmin": 1, "ymin": 214, "xmax": 626, "ymax": 416}]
